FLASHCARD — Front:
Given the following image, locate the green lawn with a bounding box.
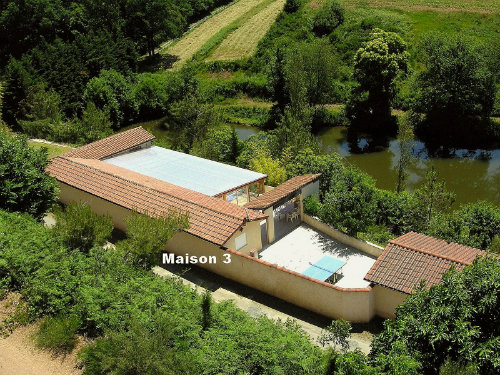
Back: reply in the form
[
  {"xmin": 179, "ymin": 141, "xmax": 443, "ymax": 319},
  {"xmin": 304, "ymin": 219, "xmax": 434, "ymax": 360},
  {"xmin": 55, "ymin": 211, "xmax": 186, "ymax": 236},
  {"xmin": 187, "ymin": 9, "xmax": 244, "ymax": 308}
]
[
  {"xmin": 343, "ymin": 0, "xmax": 500, "ymax": 14},
  {"xmin": 28, "ymin": 141, "xmax": 73, "ymax": 158}
]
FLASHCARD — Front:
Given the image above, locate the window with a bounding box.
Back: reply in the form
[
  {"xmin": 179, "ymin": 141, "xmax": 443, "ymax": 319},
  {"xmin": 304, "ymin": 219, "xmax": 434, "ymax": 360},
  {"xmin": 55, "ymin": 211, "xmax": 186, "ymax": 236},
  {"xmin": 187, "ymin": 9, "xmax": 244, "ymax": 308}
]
[{"xmin": 235, "ymin": 233, "xmax": 247, "ymax": 251}]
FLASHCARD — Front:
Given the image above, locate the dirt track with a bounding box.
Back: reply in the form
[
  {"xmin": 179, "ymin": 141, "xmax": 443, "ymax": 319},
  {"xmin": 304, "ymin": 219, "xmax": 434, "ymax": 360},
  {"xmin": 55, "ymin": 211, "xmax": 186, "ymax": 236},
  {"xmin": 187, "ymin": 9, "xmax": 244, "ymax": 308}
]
[{"xmin": 0, "ymin": 294, "xmax": 82, "ymax": 375}]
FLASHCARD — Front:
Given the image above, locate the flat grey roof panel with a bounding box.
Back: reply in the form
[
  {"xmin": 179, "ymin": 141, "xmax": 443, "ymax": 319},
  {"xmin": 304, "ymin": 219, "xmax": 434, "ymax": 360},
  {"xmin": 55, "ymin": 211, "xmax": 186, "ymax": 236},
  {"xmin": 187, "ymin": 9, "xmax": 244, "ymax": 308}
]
[{"xmin": 104, "ymin": 146, "xmax": 266, "ymax": 196}]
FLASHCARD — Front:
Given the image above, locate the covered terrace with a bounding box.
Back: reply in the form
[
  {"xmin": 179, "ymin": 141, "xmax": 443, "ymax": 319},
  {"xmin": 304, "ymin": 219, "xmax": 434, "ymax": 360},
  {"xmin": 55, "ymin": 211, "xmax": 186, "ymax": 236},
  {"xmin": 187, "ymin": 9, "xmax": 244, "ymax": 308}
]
[{"xmin": 244, "ymin": 174, "xmax": 321, "ymax": 244}]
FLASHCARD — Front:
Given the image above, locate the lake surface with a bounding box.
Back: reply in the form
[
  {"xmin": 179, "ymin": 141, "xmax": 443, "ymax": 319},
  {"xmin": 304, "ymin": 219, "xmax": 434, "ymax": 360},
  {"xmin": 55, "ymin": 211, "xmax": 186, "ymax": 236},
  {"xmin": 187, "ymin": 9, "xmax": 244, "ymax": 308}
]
[
  {"xmin": 316, "ymin": 127, "xmax": 500, "ymax": 207},
  {"xmin": 127, "ymin": 119, "xmax": 499, "ymax": 206}
]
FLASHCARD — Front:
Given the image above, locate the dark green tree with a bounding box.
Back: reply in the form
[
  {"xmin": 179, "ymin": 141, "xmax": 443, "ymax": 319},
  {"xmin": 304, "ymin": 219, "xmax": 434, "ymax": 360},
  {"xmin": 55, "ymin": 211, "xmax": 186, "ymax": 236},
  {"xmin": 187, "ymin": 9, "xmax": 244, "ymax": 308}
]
[
  {"xmin": 347, "ymin": 29, "xmax": 408, "ymax": 129},
  {"xmin": 312, "ymin": 0, "xmax": 345, "ymax": 36},
  {"xmin": 126, "ymin": 0, "xmax": 189, "ymax": 57},
  {"xmin": 284, "ymin": 0, "xmax": 301, "ymax": 13},
  {"xmin": 412, "ymin": 35, "xmax": 496, "ymax": 140}
]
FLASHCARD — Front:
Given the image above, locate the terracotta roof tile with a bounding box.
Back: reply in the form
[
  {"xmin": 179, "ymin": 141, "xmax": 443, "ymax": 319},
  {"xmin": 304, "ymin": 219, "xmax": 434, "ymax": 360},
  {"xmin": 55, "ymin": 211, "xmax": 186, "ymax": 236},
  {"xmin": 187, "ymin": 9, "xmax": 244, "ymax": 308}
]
[
  {"xmin": 364, "ymin": 232, "xmax": 486, "ymax": 294},
  {"xmin": 62, "ymin": 127, "xmax": 155, "ymax": 160},
  {"xmin": 244, "ymin": 174, "xmax": 321, "ymax": 210},
  {"xmin": 47, "ymin": 156, "xmax": 266, "ymax": 246}
]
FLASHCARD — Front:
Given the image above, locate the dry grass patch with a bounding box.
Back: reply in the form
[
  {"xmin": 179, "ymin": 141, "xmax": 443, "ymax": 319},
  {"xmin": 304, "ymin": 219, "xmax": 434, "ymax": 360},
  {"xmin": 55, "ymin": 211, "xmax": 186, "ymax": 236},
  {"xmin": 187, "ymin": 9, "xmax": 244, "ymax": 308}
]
[
  {"xmin": 164, "ymin": 0, "xmax": 265, "ymax": 68},
  {"xmin": 207, "ymin": 0, "xmax": 286, "ymax": 61}
]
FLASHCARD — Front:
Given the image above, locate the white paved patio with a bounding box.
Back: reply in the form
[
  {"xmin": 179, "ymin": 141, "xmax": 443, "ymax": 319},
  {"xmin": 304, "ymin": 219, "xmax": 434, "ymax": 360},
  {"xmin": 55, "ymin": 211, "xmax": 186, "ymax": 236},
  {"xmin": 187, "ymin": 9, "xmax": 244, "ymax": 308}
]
[{"xmin": 259, "ymin": 224, "xmax": 376, "ymax": 288}]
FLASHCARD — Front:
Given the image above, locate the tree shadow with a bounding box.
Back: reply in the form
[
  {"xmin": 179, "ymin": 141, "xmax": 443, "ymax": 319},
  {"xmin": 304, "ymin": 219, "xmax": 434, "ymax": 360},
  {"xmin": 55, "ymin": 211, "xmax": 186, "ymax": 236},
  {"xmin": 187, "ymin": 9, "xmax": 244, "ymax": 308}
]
[{"xmin": 138, "ymin": 53, "xmax": 179, "ymax": 72}]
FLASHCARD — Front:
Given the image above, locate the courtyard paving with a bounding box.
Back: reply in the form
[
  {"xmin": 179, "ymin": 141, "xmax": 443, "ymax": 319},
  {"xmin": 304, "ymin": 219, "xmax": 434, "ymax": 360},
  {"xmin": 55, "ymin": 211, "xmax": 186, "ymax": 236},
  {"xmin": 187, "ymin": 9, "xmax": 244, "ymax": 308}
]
[{"xmin": 259, "ymin": 224, "xmax": 377, "ymax": 289}]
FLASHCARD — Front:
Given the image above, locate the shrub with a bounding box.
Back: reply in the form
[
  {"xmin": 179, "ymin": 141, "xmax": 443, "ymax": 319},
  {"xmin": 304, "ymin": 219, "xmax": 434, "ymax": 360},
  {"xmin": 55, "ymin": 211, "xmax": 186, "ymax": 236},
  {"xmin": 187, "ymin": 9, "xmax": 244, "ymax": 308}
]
[
  {"xmin": 52, "ymin": 202, "xmax": 113, "ymax": 253},
  {"xmin": 36, "ymin": 314, "xmax": 81, "ymax": 351},
  {"xmin": 0, "ymin": 129, "xmax": 58, "ymax": 219},
  {"xmin": 313, "ymin": 0, "xmax": 345, "ymax": 36},
  {"xmin": 119, "ymin": 210, "xmax": 189, "ymax": 268},
  {"xmin": 321, "ymin": 167, "xmax": 377, "ymax": 236},
  {"xmin": 303, "ymin": 195, "xmax": 321, "ymax": 217}
]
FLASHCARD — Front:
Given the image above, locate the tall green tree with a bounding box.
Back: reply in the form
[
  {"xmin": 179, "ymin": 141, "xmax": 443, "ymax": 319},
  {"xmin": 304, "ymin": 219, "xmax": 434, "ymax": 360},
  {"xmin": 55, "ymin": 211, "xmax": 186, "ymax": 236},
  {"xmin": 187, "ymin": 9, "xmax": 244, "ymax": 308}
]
[
  {"xmin": 126, "ymin": 0, "xmax": 189, "ymax": 57},
  {"xmin": 395, "ymin": 113, "xmax": 414, "ymax": 193},
  {"xmin": 415, "ymin": 167, "xmax": 455, "ymax": 227},
  {"xmin": 347, "ymin": 29, "xmax": 408, "ymax": 129},
  {"xmin": 412, "ymin": 35, "xmax": 495, "ymax": 139}
]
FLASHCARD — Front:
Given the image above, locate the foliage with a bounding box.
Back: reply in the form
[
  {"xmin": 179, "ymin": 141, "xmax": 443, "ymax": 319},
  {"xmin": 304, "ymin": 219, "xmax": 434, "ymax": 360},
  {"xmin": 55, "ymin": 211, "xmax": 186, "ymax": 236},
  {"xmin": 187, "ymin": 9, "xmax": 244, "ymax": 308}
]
[
  {"xmin": 36, "ymin": 314, "xmax": 81, "ymax": 352},
  {"xmin": 313, "ymin": 0, "xmax": 345, "ymax": 36},
  {"xmin": 119, "ymin": 210, "xmax": 189, "ymax": 268},
  {"xmin": 394, "ymin": 113, "xmax": 414, "ymax": 192},
  {"xmin": 287, "ymin": 149, "xmax": 344, "ymax": 198},
  {"xmin": 429, "ymin": 201, "xmax": 500, "ymax": 250},
  {"xmin": 76, "ymin": 102, "xmax": 113, "ymax": 144},
  {"xmin": 321, "ymin": 167, "xmax": 377, "ymax": 236},
  {"xmin": 412, "ymin": 35, "xmax": 496, "ymax": 141},
  {"xmin": 0, "ymin": 129, "xmax": 57, "ymax": 219},
  {"xmin": 284, "ymin": 0, "xmax": 301, "ymax": 13},
  {"xmin": 347, "ymin": 28, "xmax": 408, "ymax": 129},
  {"xmin": 80, "ymin": 314, "xmax": 194, "ymax": 375},
  {"xmin": 201, "ymin": 290, "xmax": 212, "ymax": 331},
  {"xmin": 191, "ymin": 125, "xmax": 241, "ymax": 164},
  {"xmin": 83, "ymin": 69, "xmax": 137, "ymax": 128},
  {"xmin": 126, "ymin": 0, "xmax": 188, "ymax": 57},
  {"xmin": 414, "ymin": 167, "xmax": 455, "ymax": 227},
  {"xmin": 319, "ymin": 319, "xmax": 351, "ymax": 352},
  {"xmin": 371, "ymin": 257, "xmax": 500, "ymax": 375},
  {"xmin": 52, "ymin": 202, "xmax": 114, "ymax": 253},
  {"xmin": 249, "ymin": 151, "xmax": 287, "ymax": 186},
  {"xmin": 169, "ymin": 93, "xmax": 221, "ymax": 152}
]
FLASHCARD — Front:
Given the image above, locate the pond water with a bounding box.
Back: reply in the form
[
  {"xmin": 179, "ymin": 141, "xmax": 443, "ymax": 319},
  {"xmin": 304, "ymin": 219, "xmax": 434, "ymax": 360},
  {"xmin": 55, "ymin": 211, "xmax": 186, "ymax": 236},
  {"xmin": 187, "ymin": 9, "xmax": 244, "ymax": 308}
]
[
  {"xmin": 127, "ymin": 119, "xmax": 499, "ymax": 206},
  {"xmin": 316, "ymin": 127, "xmax": 500, "ymax": 207}
]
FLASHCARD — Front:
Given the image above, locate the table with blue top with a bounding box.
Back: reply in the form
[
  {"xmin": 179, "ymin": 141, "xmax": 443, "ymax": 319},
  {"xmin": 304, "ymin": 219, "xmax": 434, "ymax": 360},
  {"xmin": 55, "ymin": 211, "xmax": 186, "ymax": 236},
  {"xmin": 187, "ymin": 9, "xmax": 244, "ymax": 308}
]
[{"xmin": 302, "ymin": 255, "xmax": 346, "ymax": 283}]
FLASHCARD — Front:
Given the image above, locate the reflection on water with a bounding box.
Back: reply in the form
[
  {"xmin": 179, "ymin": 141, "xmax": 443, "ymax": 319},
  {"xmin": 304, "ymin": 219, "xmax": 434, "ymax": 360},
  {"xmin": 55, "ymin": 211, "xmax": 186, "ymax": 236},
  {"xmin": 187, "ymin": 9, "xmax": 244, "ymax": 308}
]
[
  {"xmin": 126, "ymin": 118, "xmax": 499, "ymax": 206},
  {"xmin": 316, "ymin": 126, "xmax": 500, "ymax": 206}
]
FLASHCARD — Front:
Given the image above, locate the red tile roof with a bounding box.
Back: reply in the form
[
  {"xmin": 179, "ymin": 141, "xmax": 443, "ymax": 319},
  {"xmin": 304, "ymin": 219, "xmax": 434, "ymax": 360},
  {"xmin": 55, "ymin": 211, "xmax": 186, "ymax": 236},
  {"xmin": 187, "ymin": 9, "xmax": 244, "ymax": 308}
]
[
  {"xmin": 62, "ymin": 127, "xmax": 155, "ymax": 160},
  {"xmin": 364, "ymin": 232, "xmax": 486, "ymax": 294},
  {"xmin": 47, "ymin": 156, "xmax": 266, "ymax": 246},
  {"xmin": 244, "ymin": 174, "xmax": 321, "ymax": 210}
]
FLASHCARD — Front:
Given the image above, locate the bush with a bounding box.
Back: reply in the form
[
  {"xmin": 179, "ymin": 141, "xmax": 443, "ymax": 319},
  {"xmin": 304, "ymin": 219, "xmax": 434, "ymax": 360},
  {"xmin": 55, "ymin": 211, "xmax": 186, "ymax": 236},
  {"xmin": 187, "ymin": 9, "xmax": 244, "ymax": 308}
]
[
  {"xmin": 36, "ymin": 314, "xmax": 81, "ymax": 351},
  {"xmin": 119, "ymin": 210, "xmax": 189, "ymax": 268},
  {"xmin": 0, "ymin": 129, "xmax": 58, "ymax": 219},
  {"xmin": 52, "ymin": 202, "xmax": 113, "ymax": 253},
  {"xmin": 313, "ymin": 0, "xmax": 345, "ymax": 36},
  {"xmin": 303, "ymin": 195, "xmax": 321, "ymax": 217},
  {"xmin": 321, "ymin": 167, "xmax": 377, "ymax": 236}
]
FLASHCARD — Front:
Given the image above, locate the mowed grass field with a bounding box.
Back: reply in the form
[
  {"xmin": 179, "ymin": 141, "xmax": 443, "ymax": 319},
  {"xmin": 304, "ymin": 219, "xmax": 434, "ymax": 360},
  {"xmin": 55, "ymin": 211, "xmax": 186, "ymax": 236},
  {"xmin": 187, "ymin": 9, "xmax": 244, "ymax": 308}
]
[
  {"xmin": 343, "ymin": 0, "xmax": 500, "ymax": 13},
  {"xmin": 164, "ymin": 0, "xmax": 264, "ymax": 68},
  {"xmin": 206, "ymin": 0, "xmax": 287, "ymax": 61}
]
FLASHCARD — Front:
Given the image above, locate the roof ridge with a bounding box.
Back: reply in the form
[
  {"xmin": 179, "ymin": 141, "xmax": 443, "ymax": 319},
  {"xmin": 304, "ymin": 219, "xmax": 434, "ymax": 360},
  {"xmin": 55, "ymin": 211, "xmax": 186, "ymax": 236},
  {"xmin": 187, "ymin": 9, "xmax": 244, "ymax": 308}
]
[
  {"xmin": 388, "ymin": 238, "xmax": 479, "ymax": 266},
  {"xmin": 63, "ymin": 156, "xmax": 261, "ymax": 222},
  {"xmin": 62, "ymin": 126, "xmax": 155, "ymax": 160}
]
